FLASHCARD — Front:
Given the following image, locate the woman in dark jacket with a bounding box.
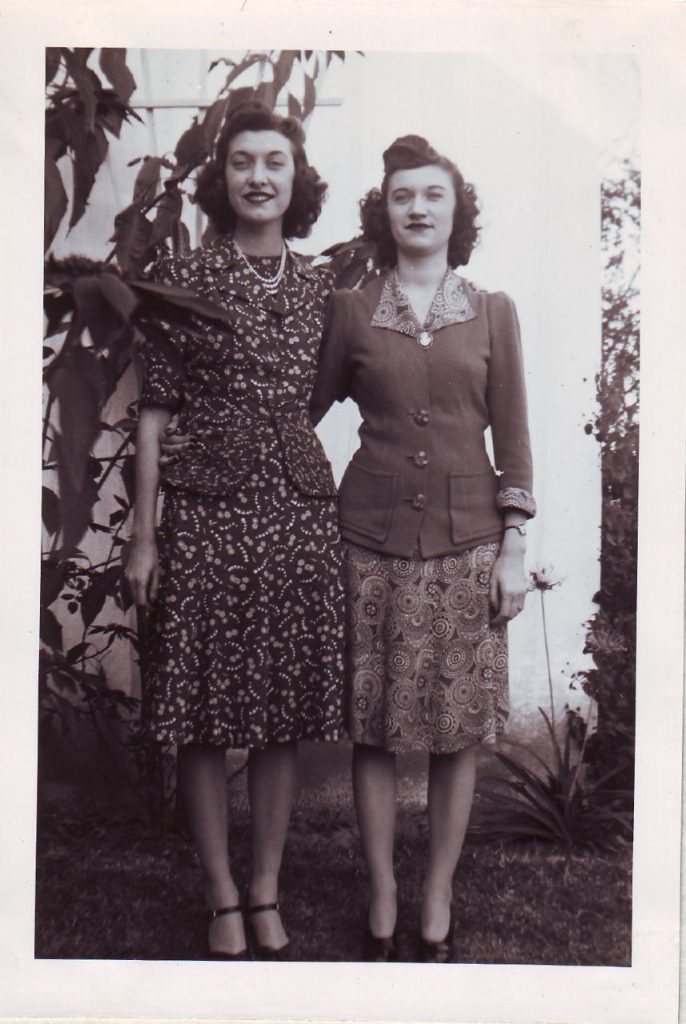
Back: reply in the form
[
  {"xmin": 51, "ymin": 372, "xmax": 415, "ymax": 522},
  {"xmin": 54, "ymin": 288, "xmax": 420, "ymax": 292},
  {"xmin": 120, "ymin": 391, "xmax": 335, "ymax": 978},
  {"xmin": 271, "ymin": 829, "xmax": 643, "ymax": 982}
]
[
  {"xmin": 310, "ymin": 135, "xmax": 536, "ymax": 962},
  {"xmin": 126, "ymin": 103, "xmax": 345, "ymax": 960}
]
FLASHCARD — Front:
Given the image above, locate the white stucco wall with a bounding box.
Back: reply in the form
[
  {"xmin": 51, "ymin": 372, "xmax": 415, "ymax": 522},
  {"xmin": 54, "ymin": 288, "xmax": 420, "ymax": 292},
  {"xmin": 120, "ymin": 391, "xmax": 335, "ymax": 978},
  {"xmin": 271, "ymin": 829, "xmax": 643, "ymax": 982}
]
[{"xmin": 49, "ymin": 50, "xmax": 639, "ymax": 741}]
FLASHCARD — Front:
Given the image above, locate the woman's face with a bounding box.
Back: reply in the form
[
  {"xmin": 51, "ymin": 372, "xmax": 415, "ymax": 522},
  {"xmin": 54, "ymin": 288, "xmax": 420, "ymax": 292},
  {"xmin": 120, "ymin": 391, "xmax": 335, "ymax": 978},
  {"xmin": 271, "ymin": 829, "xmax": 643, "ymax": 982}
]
[
  {"xmin": 386, "ymin": 164, "xmax": 456, "ymax": 260},
  {"xmin": 225, "ymin": 129, "xmax": 295, "ymax": 229}
]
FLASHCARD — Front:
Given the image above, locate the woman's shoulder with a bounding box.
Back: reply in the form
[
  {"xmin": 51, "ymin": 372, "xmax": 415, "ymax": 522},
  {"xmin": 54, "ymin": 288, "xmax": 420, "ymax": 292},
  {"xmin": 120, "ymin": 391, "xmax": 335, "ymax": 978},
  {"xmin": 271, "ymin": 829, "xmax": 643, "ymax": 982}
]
[
  {"xmin": 329, "ymin": 272, "xmax": 387, "ymax": 311},
  {"xmin": 147, "ymin": 244, "xmax": 208, "ymax": 286},
  {"xmin": 459, "ymin": 277, "xmax": 518, "ymax": 317}
]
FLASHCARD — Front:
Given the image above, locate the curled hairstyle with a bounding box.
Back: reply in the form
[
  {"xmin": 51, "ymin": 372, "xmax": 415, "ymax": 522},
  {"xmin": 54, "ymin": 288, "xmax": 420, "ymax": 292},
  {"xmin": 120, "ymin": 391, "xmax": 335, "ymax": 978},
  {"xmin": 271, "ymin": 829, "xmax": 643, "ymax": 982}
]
[
  {"xmin": 359, "ymin": 134, "xmax": 480, "ymax": 269},
  {"xmin": 195, "ymin": 101, "xmax": 327, "ymax": 239}
]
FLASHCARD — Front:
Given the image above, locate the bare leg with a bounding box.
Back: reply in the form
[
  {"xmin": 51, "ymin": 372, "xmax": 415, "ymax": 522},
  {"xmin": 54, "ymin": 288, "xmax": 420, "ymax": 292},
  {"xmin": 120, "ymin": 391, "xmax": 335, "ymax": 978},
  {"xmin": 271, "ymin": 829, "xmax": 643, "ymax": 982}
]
[
  {"xmin": 422, "ymin": 746, "xmax": 477, "ymax": 941},
  {"xmin": 247, "ymin": 739, "xmax": 298, "ymax": 950},
  {"xmin": 178, "ymin": 745, "xmax": 246, "ymax": 955},
  {"xmin": 352, "ymin": 743, "xmax": 398, "ymax": 938}
]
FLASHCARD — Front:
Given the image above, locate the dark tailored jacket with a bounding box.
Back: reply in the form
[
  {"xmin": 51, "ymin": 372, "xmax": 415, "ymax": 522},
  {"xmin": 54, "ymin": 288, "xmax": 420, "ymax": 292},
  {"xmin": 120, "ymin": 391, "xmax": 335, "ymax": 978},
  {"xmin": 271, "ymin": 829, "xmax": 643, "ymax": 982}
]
[
  {"xmin": 309, "ymin": 270, "xmax": 536, "ymax": 558},
  {"xmin": 139, "ymin": 237, "xmax": 337, "ymax": 498}
]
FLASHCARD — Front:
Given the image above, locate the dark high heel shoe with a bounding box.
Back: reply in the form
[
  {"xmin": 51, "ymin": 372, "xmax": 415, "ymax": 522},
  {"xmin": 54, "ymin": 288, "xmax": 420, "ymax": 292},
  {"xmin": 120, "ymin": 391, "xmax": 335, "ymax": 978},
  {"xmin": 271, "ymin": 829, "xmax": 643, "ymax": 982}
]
[
  {"xmin": 207, "ymin": 905, "xmax": 249, "ymax": 961},
  {"xmin": 246, "ymin": 901, "xmax": 291, "ymax": 961},
  {"xmin": 417, "ymin": 911, "xmax": 454, "ymax": 964},
  {"xmin": 362, "ymin": 904, "xmax": 398, "ymax": 962},
  {"xmin": 362, "ymin": 928, "xmax": 398, "ymax": 962}
]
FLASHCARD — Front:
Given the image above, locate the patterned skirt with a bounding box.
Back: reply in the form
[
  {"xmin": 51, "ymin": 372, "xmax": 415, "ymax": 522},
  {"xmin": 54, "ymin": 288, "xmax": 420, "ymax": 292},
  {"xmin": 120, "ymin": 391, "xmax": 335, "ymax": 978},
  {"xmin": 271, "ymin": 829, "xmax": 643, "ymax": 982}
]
[
  {"xmin": 143, "ymin": 449, "xmax": 346, "ymax": 748},
  {"xmin": 344, "ymin": 542, "xmax": 508, "ymax": 754}
]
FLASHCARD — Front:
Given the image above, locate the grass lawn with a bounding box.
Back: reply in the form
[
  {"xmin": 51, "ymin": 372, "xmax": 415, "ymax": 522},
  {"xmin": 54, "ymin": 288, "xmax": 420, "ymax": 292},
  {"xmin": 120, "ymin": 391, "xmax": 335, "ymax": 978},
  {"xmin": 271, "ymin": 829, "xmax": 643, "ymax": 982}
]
[{"xmin": 35, "ymin": 747, "xmax": 632, "ymax": 965}]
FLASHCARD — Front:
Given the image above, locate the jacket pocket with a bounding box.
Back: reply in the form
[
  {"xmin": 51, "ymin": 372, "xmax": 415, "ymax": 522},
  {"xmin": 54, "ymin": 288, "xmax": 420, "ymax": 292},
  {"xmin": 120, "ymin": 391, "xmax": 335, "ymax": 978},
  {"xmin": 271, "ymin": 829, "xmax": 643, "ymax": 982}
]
[
  {"xmin": 339, "ymin": 463, "xmax": 397, "ymax": 544},
  {"xmin": 160, "ymin": 433, "xmax": 256, "ymax": 496},
  {"xmin": 276, "ymin": 410, "xmax": 337, "ymax": 497},
  {"xmin": 449, "ymin": 469, "xmax": 500, "ymax": 546}
]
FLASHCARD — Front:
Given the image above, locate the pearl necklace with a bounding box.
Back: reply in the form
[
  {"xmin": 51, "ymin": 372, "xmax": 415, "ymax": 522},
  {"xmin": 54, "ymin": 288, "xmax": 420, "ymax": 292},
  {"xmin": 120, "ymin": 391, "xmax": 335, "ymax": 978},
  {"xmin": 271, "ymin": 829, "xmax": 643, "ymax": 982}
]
[{"xmin": 234, "ymin": 240, "xmax": 288, "ymax": 294}]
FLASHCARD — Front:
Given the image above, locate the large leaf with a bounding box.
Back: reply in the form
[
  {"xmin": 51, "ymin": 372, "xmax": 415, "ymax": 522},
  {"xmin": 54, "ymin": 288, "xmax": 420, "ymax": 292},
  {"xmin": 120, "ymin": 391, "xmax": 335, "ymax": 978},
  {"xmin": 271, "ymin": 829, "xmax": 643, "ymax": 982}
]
[
  {"xmin": 133, "ymin": 156, "xmax": 163, "ymax": 205},
  {"xmin": 41, "ymin": 486, "xmax": 62, "ymax": 537},
  {"xmin": 150, "ymin": 184, "xmax": 183, "ymax": 246},
  {"xmin": 287, "ymin": 93, "xmax": 302, "ymax": 120},
  {"xmin": 44, "ymin": 156, "xmax": 68, "ymax": 252},
  {"xmin": 60, "ymin": 48, "xmax": 100, "ymax": 133},
  {"xmin": 51, "ymin": 346, "xmax": 105, "ymax": 550},
  {"xmin": 255, "ymin": 80, "xmax": 277, "ymax": 110},
  {"xmin": 40, "ymin": 607, "xmax": 63, "ymax": 651},
  {"xmin": 98, "ymin": 272, "xmax": 139, "ymax": 323},
  {"xmin": 131, "ymin": 279, "xmax": 238, "ymax": 326},
  {"xmin": 70, "ymin": 124, "xmax": 109, "ymax": 230},
  {"xmin": 81, "ymin": 565, "xmax": 123, "ymax": 627},
  {"xmin": 46, "ymin": 48, "xmax": 61, "ymax": 86},
  {"xmin": 223, "ymin": 53, "xmax": 268, "ymax": 92},
  {"xmin": 201, "ymin": 97, "xmax": 229, "ymax": 153},
  {"xmin": 174, "ymin": 122, "xmax": 208, "ymax": 172},
  {"xmin": 111, "ymin": 203, "xmax": 153, "ymax": 275},
  {"xmin": 40, "ymin": 558, "xmax": 68, "ymax": 607},
  {"xmin": 72, "ymin": 274, "xmax": 137, "ymax": 351},
  {"xmin": 99, "ymin": 48, "xmax": 136, "ymax": 104},
  {"xmin": 302, "ymin": 73, "xmax": 316, "ymax": 119},
  {"xmin": 273, "ymin": 51, "xmax": 297, "ymax": 94}
]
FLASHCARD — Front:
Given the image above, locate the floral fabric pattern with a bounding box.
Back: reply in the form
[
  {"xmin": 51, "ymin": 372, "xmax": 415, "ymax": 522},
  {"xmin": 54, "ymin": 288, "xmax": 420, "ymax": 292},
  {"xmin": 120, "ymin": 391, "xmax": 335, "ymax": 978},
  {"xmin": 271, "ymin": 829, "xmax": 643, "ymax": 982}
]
[
  {"xmin": 139, "ymin": 239, "xmax": 336, "ymax": 497},
  {"xmin": 140, "ymin": 239, "xmax": 345, "ymax": 748},
  {"xmin": 370, "ymin": 268, "xmax": 475, "ymax": 339},
  {"xmin": 145, "ymin": 451, "xmax": 345, "ymax": 747},
  {"xmin": 344, "ymin": 541, "xmax": 508, "ymax": 754}
]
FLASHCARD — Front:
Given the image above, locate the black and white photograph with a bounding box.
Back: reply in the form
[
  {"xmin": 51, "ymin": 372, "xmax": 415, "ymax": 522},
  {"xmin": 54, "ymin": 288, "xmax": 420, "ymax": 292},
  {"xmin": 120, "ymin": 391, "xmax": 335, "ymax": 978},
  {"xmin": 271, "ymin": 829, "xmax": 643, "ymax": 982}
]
[{"xmin": 1, "ymin": 2, "xmax": 684, "ymax": 1022}]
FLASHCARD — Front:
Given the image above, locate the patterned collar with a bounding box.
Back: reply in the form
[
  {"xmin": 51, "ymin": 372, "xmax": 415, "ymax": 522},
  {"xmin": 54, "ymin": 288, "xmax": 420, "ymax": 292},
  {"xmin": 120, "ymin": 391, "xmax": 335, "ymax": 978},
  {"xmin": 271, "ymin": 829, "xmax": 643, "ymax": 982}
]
[{"xmin": 370, "ymin": 268, "xmax": 475, "ymax": 339}]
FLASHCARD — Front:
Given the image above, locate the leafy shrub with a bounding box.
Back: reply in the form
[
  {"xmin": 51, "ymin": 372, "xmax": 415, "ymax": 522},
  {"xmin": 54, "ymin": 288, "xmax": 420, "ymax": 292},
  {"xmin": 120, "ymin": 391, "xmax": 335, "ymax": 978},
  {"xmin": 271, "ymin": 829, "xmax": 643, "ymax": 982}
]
[
  {"xmin": 470, "ymin": 709, "xmax": 632, "ymax": 850},
  {"xmin": 577, "ymin": 160, "xmax": 639, "ymax": 787}
]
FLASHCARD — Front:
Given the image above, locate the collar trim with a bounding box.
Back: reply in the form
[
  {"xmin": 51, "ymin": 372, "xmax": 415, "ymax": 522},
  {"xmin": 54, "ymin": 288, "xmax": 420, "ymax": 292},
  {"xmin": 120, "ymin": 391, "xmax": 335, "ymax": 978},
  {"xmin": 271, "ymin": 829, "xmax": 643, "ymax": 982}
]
[{"xmin": 370, "ymin": 269, "xmax": 475, "ymax": 337}]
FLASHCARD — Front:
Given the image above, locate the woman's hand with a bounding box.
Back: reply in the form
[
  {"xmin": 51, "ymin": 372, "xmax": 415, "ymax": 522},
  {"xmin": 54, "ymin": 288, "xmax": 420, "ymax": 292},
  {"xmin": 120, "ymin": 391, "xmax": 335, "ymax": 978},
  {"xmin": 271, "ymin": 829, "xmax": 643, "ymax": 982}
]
[
  {"xmin": 125, "ymin": 535, "xmax": 160, "ymax": 608},
  {"xmin": 489, "ymin": 543, "xmax": 528, "ymax": 626},
  {"xmin": 160, "ymin": 416, "xmax": 191, "ymax": 466}
]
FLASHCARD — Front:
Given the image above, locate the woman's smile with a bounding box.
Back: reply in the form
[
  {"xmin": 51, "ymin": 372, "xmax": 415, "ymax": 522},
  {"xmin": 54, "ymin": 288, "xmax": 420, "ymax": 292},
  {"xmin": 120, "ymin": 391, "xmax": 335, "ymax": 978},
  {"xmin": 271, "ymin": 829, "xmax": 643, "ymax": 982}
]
[
  {"xmin": 387, "ymin": 164, "xmax": 456, "ymax": 257},
  {"xmin": 225, "ymin": 129, "xmax": 295, "ymax": 228}
]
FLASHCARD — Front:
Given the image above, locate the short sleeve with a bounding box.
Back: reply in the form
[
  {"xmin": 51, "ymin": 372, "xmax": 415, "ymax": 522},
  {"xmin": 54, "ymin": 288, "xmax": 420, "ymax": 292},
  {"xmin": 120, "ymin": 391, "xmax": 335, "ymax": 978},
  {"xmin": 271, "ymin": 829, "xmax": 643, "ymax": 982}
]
[
  {"xmin": 138, "ymin": 256, "xmax": 187, "ymax": 412},
  {"xmin": 309, "ymin": 289, "xmax": 353, "ymax": 426}
]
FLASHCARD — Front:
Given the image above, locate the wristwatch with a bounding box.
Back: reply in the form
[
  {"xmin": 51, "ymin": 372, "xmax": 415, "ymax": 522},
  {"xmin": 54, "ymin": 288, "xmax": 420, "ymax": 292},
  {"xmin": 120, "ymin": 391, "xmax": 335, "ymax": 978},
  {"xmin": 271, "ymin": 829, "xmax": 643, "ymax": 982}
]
[{"xmin": 504, "ymin": 523, "xmax": 527, "ymax": 537}]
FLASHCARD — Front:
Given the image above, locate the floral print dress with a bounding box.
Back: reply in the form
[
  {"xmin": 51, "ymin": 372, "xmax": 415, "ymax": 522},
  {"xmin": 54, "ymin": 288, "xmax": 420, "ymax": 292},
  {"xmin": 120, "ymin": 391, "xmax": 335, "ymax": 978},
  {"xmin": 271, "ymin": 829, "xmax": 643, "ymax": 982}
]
[{"xmin": 138, "ymin": 237, "xmax": 345, "ymax": 748}]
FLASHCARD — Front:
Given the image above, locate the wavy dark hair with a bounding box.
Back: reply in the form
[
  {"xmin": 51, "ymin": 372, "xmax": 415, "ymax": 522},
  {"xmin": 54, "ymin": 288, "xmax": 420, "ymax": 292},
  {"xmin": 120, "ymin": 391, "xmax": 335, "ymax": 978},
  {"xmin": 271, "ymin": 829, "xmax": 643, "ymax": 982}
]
[
  {"xmin": 360, "ymin": 140, "xmax": 480, "ymax": 269},
  {"xmin": 195, "ymin": 101, "xmax": 327, "ymax": 239}
]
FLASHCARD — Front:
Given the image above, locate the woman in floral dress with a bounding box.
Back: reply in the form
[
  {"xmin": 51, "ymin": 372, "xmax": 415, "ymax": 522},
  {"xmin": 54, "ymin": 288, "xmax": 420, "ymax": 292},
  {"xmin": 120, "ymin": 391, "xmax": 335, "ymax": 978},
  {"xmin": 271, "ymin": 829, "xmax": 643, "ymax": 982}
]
[
  {"xmin": 126, "ymin": 103, "xmax": 345, "ymax": 960},
  {"xmin": 310, "ymin": 135, "xmax": 536, "ymax": 962}
]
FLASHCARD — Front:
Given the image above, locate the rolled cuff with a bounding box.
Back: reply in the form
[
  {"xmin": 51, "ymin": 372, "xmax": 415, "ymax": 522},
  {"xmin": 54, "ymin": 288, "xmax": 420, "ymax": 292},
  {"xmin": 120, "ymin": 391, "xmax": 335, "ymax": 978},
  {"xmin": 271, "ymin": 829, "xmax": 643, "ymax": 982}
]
[{"xmin": 496, "ymin": 486, "xmax": 537, "ymax": 518}]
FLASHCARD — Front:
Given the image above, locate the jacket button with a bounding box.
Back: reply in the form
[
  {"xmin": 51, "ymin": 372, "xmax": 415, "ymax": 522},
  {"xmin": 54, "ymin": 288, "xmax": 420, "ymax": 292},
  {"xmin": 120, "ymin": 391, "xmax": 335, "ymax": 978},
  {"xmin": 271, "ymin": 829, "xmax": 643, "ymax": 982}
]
[
  {"xmin": 413, "ymin": 451, "xmax": 429, "ymax": 468},
  {"xmin": 411, "ymin": 493, "xmax": 426, "ymax": 511},
  {"xmin": 412, "ymin": 409, "xmax": 430, "ymax": 426}
]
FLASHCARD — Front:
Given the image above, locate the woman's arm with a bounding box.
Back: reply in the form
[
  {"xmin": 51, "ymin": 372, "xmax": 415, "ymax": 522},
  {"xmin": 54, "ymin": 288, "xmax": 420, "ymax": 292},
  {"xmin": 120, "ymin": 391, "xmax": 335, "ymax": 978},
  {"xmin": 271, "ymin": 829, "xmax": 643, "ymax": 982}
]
[
  {"xmin": 489, "ymin": 510, "xmax": 528, "ymax": 625},
  {"xmin": 485, "ymin": 292, "xmax": 535, "ymax": 624},
  {"xmin": 126, "ymin": 406, "xmax": 173, "ymax": 607},
  {"xmin": 309, "ymin": 290, "xmax": 352, "ymax": 426}
]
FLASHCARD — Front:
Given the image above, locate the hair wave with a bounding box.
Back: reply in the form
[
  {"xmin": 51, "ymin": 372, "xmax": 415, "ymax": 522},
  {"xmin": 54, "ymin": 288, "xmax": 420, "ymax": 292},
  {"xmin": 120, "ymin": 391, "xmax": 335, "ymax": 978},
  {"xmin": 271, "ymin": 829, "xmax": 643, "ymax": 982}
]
[
  {"xmin": 359, "ymin": 153, "xmax": 480, "ymax": 269},
  {"xmin": 194, "ymin": 102, "xmax": 327, "ymax": 239}
]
